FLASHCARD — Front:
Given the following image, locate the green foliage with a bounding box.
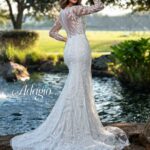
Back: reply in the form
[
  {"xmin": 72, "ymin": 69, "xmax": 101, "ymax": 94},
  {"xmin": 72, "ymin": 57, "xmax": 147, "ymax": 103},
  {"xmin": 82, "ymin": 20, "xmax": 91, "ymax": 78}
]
[
  {"xmin": 2, "ymin": 0, "xmax": 150, "ymax": 29},
  {"xmin": 1, "ymin": 0, "xmax": 59, "ymax": 29},
  {"xmin": 0, "ymin": 30, "xmax": 39, "ymax": 63},
  {"xmin": 0, "ymin": 30, "xmax": 39, "ymax": 49},
  {"xmin": 88, "ymin": 0, "xmax": 150, "ymax": 12},
  {"xmin": 0, "ymin": 43, "xmax": 9, "ymax": 62},
  {"xmin": 0, "ymin": 9, "xmax": 9, "ymax": 25},
  {"xmin": 6, "ymin": 44, "xmax": 27, "ymax": 63},
  {"xmin": 111, "ymin": 37, "xmax": 150, "ymax": 88}
]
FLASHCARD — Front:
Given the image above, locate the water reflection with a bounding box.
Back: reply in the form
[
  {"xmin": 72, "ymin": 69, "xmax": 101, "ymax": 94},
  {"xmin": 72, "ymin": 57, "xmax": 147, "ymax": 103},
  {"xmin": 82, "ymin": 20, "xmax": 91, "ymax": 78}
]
[
  {"xmin": 93, "ymin": 77, "xmax": 150, "ymax": 123},
  {"xmin": 0, "ymin": 72, "xmax": 149, "ymax": 135}
]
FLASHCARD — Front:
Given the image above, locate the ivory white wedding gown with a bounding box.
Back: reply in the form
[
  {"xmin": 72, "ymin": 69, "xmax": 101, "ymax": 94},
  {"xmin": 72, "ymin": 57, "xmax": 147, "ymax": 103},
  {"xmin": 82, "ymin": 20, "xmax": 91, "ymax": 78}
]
[{"xmin": 10, "ymin": 0, "xmax": 130, "ymax": 149}]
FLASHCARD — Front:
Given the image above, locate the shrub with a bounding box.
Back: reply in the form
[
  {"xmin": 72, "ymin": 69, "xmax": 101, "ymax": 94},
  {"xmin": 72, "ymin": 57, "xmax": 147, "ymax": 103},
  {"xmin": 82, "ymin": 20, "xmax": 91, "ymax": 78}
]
[
  {"xmin": 110, "ymin": 37, "xmax": 150, "ymax": 89},
  {"xmin": 10, "ymin": 45, "xmax": 27, "ymax": 63},
  {"xmin": 0, "ymin": 43, "xmax": 8, "ymax": 62},
  {"xmin": 0, "ymin": 30, "xmax": 39, "ymax": 63},
  {"xmin": 0, "ymin": 30, "xmax": 39, "ymax": 49}
]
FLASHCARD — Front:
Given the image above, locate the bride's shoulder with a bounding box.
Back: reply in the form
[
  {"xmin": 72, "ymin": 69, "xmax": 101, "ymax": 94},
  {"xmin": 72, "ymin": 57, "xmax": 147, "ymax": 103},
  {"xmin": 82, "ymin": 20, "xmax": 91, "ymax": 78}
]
[{"xmin": 72, "ymin": 4, "xmax": 84, "ymax": 13}]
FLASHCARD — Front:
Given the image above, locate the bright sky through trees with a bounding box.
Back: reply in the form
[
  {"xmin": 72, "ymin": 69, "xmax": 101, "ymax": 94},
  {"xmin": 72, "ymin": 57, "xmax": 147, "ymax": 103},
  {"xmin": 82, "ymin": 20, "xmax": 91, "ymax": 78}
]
[{"xmin": 0, "ymin": 0, "xmax": 132, "ymax": 16}]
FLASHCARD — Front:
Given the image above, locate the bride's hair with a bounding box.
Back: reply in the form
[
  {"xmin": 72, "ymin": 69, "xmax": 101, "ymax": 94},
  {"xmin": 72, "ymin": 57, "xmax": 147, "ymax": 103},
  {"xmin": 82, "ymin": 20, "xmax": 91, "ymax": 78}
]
[{"xmin": 59, "ymin": 0, "xmax": 82, "ymax": 9}]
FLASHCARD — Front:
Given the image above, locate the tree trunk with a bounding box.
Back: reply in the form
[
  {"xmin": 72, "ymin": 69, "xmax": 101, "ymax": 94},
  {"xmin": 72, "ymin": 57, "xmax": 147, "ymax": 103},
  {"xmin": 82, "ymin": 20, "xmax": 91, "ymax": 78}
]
[
  {"xmin": 5, "ymin": 0, "xmax": 24, "ymax": 30},
  {"xmin": 13, "ymin": 21, "xmax": 22, "ymax": 29},
  {"xmin": 13, "ymin": 11, "xmax": 23, "ymax": 30}
]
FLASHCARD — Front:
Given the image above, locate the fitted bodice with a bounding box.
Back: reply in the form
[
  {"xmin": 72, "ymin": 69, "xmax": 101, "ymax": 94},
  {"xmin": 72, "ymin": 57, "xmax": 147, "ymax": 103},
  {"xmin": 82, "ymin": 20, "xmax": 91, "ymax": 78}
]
[{"xmin": 60, "ymin": 7, "xmax": 86, "ymax": 38}]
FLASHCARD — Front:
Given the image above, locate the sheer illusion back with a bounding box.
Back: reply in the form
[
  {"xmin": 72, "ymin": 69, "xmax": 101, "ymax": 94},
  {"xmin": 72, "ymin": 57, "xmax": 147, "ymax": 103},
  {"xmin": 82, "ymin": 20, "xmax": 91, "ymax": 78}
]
[
  {"xmin": 10, "ymin": 0, "xmax": 130, "ymax": 150},
  {"xmin": 49, "ymin": 0, "xmax": 104, "ymax": 40}
]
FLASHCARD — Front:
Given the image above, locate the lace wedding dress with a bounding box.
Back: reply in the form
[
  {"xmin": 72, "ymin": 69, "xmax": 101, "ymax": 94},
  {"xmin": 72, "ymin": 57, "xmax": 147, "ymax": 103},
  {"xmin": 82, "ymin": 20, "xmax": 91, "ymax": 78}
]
[{"xmin": 10, "ymin": 0, "xmax": 130, "ymax": 149}]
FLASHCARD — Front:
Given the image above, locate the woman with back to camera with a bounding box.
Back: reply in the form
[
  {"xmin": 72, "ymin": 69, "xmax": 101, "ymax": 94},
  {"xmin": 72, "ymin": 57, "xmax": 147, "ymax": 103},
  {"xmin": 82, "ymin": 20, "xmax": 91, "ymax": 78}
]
[{"xmin": 10, "ymin": 0, "xmax": 130, "ymax": 149}]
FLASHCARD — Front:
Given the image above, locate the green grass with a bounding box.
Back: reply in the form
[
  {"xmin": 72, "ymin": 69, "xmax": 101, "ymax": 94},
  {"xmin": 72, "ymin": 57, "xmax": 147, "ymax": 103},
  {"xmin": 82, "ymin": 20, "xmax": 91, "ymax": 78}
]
[
  {"xmin": 36, "ymin": 30, "xmax": 150, "ymax": 53},
  {"xmin": 2, "ymin": 30, "xmax": 150, "ymax": 64}
]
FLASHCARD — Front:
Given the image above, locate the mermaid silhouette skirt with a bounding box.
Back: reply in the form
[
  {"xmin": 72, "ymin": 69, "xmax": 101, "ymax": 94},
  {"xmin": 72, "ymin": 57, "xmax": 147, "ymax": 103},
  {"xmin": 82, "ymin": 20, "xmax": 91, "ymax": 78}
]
[{"xmin": 10, "ymin": 34, "xmax": 129, "ymax": 150}]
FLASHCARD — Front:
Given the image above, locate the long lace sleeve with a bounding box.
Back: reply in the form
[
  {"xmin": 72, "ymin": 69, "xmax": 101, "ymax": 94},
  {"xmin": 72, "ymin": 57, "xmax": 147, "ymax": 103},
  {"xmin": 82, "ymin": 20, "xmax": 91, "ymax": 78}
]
[
  {"xmin": 49, "ymin": 16, "xmax": 66, "ymax": 42},
  {"xmin": 73, "ymin": 0, "xmax": 104, "ymax": 16}
]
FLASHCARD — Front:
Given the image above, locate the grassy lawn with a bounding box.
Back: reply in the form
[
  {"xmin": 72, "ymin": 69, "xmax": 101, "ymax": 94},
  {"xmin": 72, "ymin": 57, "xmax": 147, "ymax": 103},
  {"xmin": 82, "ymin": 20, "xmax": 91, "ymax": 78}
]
[
  {"xmin": 4, "ymin": 30, "xmax": 150, "ymax": 64},
  {"xmin": 36, "ymin": 30, "xmax": 150, "ymax": 53}
]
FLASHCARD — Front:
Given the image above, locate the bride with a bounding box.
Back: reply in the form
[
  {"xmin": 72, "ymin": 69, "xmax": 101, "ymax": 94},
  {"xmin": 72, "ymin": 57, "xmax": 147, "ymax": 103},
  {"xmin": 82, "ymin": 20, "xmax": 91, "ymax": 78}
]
[{"xmin": 10, "ymin": 0, "xmax": 130, "ymax": 149}]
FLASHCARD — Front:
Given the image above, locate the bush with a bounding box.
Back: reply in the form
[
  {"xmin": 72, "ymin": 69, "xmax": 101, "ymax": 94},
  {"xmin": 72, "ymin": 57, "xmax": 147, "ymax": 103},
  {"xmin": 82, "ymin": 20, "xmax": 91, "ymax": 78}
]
[
  {"xmin": 0, "ymin": 42, "xmax": 9, "ymax": 62},
  {"xmin": 110, "ymin": 37, "xmax": 150, "ymax": 89},
  {"xmin": 0, "ymin": 30, "xmax": 39, "ymax": 63},
  {"xmin": 0, "ymin": 30, "xmax": 39, "ymax": 49},
  {"xmin": 5, "ymin": 44, "xmax": 27, "ymax": 64}
]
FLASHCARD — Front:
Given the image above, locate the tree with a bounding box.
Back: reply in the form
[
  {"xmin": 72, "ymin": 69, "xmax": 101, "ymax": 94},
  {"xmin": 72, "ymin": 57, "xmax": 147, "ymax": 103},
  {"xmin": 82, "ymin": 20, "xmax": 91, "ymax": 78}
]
[
  {"xmin": 88, "ymin": 0, "xmax": 150, "ymax": 12},
  {"xmin": 0, "ymin": 0, "xmax": 59, "ymax": 29},
  {"xmin": 1, "ymin": 0, "xmax": 150, "ymax": 29},
  {"xmin": 0, "ymin": 9, "xmax": 9, "ymax": 25}
]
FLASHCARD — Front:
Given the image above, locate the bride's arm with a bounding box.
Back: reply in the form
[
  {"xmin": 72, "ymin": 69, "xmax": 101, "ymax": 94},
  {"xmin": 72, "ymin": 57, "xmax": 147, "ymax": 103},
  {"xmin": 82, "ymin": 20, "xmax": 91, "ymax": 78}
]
[
  {"xmin": 49, "ymin": 16, "xmax": 67, "ymax": 42},
  {"xmin": 72, "ymin": 0, "xmax": 104, "ymax": 16}
]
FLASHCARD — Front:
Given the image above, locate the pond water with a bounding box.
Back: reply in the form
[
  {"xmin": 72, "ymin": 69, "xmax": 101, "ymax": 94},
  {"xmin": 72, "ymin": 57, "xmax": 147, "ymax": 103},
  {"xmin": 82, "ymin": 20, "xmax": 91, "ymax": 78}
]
[{"xmin": 0, "ymin": 72, "xmax": 150, "ymax": 136}]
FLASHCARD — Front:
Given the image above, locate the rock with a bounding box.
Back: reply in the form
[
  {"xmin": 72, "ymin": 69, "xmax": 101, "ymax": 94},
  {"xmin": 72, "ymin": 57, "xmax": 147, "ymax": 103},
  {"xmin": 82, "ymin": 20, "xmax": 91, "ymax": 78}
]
[
  {"xmin": 108, "ymin": 123, "xmax": 150, "ymax": 150},
  {"xmin": 0, "ymin": 123, "xmax": 150, "ymax": 150},
  {"xmin": 124, "ymin": 144, "xmax": 145, "ymax": 150},
  {"xmin": 0, "ymin": 135, "xmax": 13, "ymax": 150},
  {"xmin": 144, "ymin": 118, "xmax": 150, "ymax": 139},
  {"xmin": 2, "ymin": 61, "xmax": 30, "ymax": 82},
  {"xmin": 91, "ymin": 54, "xmax": 115, "ymax": 77},
  {"xmin": 92, "ymin": 54, "xmax": 114, "ymax": 71},
  {"xmin": 92, "ymin": 69, "xmax": 114, "ymax": 77},
  {"xmin": 38, "ymin": 60, "xmax": 54, "ymax": 72}
]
